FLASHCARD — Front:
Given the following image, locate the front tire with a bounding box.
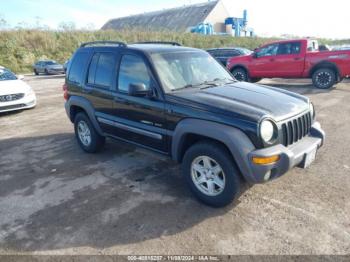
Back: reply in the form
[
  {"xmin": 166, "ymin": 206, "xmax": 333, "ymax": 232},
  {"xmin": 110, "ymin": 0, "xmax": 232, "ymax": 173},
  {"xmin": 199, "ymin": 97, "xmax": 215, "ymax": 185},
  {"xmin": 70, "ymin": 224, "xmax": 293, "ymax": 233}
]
[
  {"xmin": 74, "ymin": 112, "xmax": 105, "ymax": 153},
  {"xmin": 231, "ymin": 68, "xmax": 248, "ymax": 82},
  {"xmin": 182, "ymin": 141, "xmax": 241, "ymax": 207},
  {"xmin": 34, "ymin": 69, "xmax": 39, "ymax": 76},
  {"xmin": 312, "ymin": 68, "xmax": 336, "ymax": 89}
]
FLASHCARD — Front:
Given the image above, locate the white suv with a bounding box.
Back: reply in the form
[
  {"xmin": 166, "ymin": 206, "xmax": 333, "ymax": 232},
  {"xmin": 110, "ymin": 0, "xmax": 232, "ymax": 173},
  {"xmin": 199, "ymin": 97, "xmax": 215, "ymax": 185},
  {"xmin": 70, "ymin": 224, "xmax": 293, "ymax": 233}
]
[{"xmin": 0, "ymin": 66, "xmax": 37, "ymax": 113}]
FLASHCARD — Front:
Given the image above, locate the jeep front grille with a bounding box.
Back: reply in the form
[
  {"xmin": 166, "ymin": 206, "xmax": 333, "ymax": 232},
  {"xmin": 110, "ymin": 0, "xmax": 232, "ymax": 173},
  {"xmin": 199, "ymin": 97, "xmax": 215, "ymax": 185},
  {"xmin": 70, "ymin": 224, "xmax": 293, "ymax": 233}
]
[{"xmin": 281, "ymin": 112, "xmax": 312, "ymax": 146}]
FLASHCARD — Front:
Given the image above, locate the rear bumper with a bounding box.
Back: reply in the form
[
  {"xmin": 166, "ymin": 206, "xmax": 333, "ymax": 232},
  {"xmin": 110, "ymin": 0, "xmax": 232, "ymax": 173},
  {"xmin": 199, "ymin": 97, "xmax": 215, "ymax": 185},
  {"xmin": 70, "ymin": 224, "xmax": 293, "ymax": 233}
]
[
  {"xmin": 64, "ymin": 102, "xmax": 71, "ymax": 120},
  {"xmin": 246, "ymin": 121, "xmax": 325, "ymax": 183}
]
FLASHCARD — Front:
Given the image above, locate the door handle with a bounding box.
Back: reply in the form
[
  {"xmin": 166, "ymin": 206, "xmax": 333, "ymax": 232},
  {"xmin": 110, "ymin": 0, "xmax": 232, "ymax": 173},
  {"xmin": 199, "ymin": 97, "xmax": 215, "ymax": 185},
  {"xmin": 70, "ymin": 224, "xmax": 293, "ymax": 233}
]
[
  {"xmin": 114, "ymin": 97, "xmax": 130, "ymax": 105},
  {"xmin": 83, "ymin": 88, "xmax": 93, "ymax": 94},
  {"xmin": 269, "ymin": 58, "xmax": 275, "ymax": 62},
  {"xmin": 294, "ymin": 57, "xmax": 301, "ymax": 60},
  {"xmin": 114, "ymin": 97, "xmax": 125, "ymax": 102}
]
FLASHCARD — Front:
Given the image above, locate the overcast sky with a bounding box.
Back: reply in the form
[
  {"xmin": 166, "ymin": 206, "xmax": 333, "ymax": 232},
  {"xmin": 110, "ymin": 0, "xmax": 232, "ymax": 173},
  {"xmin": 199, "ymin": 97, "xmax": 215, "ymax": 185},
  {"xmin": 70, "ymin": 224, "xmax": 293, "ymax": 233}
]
[{"xmin": 1, "ymin": 0, "xmax": 349, "ymax": 39}]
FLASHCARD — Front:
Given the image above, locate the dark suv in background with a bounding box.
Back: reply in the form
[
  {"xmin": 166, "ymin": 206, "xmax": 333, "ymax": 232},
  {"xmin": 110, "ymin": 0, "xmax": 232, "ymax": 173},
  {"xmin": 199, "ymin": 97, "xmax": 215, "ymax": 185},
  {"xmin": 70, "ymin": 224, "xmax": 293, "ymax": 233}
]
[
  {"xmin": 64, "ymin": 41, "xmax": 325, "ymax": 207},
  {"xmin": 207, "ymin": 47, "xmax": 252, "ymax": 66}
]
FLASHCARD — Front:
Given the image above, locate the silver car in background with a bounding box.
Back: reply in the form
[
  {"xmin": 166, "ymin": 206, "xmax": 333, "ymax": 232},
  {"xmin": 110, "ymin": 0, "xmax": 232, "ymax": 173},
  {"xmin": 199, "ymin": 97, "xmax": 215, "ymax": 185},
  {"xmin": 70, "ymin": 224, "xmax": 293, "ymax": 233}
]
[{"xmin": 33, "ymin": 60, "xmax": 65, "ymax": 75}]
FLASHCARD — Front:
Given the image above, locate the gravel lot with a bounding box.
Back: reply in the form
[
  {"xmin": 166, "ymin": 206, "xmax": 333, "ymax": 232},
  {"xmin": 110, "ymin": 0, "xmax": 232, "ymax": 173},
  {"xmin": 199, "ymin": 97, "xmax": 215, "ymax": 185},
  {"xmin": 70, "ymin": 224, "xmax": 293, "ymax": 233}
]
[{"xmin": 0, "ymin": 75, "xmax": 349, "ymax": 255}]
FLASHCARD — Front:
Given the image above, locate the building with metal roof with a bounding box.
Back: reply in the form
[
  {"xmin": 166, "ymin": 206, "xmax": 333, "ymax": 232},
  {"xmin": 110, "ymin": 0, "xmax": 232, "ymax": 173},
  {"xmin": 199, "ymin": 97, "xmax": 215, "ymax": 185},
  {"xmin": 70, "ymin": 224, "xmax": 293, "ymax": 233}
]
[{"xmin": 101, "ymin": 0, "xmax": 230, "ymax": 33}]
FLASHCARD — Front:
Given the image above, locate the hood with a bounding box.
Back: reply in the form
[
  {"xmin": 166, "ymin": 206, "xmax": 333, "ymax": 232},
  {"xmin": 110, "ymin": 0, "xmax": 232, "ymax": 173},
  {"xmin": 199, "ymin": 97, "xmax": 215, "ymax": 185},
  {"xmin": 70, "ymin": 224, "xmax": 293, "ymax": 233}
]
[
  {"xmin": 171, "ymin": 82, "xmax": 309, "ymax": 122},
  {"xmin": 0, "ymin": 80, "xmax": 32, "ymax": 95}
]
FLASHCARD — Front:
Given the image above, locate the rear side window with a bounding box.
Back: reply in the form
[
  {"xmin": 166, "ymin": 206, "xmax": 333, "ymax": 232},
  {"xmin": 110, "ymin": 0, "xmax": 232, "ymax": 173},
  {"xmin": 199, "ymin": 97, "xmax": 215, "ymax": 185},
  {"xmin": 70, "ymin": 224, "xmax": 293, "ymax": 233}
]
[
  {"xmin": 87, "ymin": 54, "xmax": 99, "ymax": 84},
  {"xmin": 215, "ymin": 50, "xmax": 224, "ymax": 57},
  {"xmin": 95, "ymin": 53, "xmax": 116, "ymax": 87},
  {"xmin": 118, "ymin": 55, "xmax": 151, "ymax": 93},
  {"xmin": 68, "ymin": 52, "xmax": 89, "ymax": 84},
  {"xmin": 225, "ymin": 50, "xmax": 240, "ymax": 57},
  {"xmin": 207, "ymin": 50, "xmax": 217, "ymax": 56},
  {"xmin": 277, "ymin": 42, "xmax": 301, "ymax": 55},
  {"xmin": 87, "ymin": 52, "xmax": 116, "ymax": 88}
]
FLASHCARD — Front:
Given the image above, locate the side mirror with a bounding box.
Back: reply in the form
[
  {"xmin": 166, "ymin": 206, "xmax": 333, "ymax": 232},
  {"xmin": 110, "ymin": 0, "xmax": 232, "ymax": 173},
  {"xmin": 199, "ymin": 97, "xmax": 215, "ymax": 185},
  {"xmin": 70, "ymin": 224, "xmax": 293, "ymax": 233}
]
[
  {"xmin": 128, "ymin": 83, "xmax": 149, "ymax": 97},
  {"xmin": 17, "ymin": 75, "xmax": 24, "ymax": 80},
  {"xmin": 252, "ymin": 52, "xmax": 258, "ymax": 59}
]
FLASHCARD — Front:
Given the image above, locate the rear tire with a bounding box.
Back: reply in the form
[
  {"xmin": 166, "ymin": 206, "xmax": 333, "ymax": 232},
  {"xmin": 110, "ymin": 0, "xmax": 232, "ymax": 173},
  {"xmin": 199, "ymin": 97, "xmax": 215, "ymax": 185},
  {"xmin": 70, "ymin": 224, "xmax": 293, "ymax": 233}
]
[
  {"xmin": 182, "ymin": 141, "xmax": 241, "ymax": 207},
  {"xmin": 34, "ymin": 69, "xmax": 39, "ymax": 76},
  {"xmin": 231, "ymin": 68, "xmax": 248, "ymax": 82},
  {"xmin": 312, "ymin": 68, "xmax": 336, "ymax": 89},
  {"xmin": 74, "ymin": 112, "xmax": 105, "ymax": 153}
]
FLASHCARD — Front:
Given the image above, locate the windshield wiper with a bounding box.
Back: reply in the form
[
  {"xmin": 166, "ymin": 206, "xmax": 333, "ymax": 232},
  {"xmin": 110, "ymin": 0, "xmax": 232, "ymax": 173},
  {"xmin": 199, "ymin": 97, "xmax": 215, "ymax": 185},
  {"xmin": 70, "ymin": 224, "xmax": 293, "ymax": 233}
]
[
  {"xmin": 171, "ymin": 84, "xmax": 197, "ymax": 92},
  {"xmin": 211, "ymin": 77, "xmax": 236, "ymax": 84},
  {"xmin": 172, "ymin": 82, "xmax": 216, "ymax": 92},
  {"xmin": 172, "ymin": 78, "xmax": 235, "ymax": 92},
  {"xmin": 199, "ymin": 83, "xmax": 219, "ymax": 90},
  {"xmin": 225, "ymin": 79, "xmax": 237, "ymax": 84},
  {"xmin": 199, "ymin": 79, "xmax": 232, "ymax": 90}
]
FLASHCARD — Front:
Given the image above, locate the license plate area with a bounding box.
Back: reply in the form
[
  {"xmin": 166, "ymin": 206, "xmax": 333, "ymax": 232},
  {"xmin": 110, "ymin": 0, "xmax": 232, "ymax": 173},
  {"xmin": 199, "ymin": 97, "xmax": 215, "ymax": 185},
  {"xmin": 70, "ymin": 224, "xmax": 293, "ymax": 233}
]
[{"xmin": 302, "ymin": 147, "xmax": 317, "ymax": 168}]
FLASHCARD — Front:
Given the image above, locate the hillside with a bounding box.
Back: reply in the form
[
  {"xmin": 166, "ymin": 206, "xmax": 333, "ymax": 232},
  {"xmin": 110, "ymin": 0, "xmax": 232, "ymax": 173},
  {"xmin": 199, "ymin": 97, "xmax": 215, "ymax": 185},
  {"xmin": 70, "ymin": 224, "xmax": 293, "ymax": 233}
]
[{"xmin": 0, "ymin": 29, "xmax": 349, "ymax": 73}]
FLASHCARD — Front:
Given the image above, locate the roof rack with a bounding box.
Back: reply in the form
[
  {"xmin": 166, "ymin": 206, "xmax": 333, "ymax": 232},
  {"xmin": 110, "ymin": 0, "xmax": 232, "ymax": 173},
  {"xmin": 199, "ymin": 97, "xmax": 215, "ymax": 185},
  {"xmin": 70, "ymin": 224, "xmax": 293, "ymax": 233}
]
[
  {"xmin": 135, "ymin": 41, "xmax": 182, "ymax": 46},
  {"xmin": 80, "ymin": 41, "xmax": 127, "ymax": 48}
]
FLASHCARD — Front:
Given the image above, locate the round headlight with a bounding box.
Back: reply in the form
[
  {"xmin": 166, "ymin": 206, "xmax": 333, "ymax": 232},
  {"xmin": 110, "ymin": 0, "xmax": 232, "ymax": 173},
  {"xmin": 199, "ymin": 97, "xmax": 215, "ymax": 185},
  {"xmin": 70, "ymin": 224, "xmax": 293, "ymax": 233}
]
[
  {"xmin": 310, "ymin": 102, "xmax": 315, "ymax": 119},
  {"xmin": 260, "ymin": 120, "xmax": 276, "ymax": 143}
]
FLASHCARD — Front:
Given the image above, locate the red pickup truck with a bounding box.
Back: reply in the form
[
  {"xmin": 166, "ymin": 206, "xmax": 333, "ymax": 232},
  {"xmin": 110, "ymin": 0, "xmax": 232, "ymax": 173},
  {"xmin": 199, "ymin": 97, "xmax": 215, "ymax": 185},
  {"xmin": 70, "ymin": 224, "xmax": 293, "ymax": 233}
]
[{"xmin": 227, "ymin": 39, "xmax": 350, "ymax": 89}]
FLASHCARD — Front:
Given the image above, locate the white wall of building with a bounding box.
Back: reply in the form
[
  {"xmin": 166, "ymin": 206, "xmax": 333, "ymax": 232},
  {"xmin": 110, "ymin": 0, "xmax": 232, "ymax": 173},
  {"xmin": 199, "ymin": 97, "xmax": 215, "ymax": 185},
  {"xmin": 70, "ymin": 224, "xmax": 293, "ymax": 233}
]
[{"xmin": 204, "ymin": 1, "xmax": 230, "ymax": 33}]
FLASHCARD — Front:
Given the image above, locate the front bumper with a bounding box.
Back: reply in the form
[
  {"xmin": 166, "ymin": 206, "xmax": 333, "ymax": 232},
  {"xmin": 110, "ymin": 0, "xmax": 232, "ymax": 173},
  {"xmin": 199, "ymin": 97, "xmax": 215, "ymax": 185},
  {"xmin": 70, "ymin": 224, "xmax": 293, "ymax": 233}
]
[
  {"xmin": 0, "ymin": 94, "xmax": 37, "ymax": 113},
  {"xmin": 246, "ymin": 121, "xmax": 325, "ymax": 183},
  {"xmin": 47, "ymin": 68, "xmax": 65, "ymax": 74}
]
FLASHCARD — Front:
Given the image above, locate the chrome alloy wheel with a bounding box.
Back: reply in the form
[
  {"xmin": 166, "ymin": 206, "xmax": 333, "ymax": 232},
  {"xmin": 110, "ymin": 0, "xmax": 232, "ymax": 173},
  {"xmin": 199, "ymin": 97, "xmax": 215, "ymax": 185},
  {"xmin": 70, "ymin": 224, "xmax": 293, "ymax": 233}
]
[
  {"xmin": 316, "ymin": 71, "xmax": 332, "ymax": 88},
  {"xmin": 191, "ymin": 156, "xmax": 226, "ymax": 196},
  {"xmin": 233, "ymin": 71, "xmax": 245, "ymax": 81},
  {"xmin": 77, "ymin": 120, "xmax": 92, "ymax": 146}
]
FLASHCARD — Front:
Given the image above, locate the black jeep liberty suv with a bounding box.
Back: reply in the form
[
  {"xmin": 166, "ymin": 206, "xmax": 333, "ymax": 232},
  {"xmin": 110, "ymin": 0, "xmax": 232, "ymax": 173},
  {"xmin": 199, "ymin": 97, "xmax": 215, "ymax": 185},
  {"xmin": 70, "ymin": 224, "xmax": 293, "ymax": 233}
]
[{"xmin": 64, "ymin": 41, "xmax": 325, "ymax": 207}]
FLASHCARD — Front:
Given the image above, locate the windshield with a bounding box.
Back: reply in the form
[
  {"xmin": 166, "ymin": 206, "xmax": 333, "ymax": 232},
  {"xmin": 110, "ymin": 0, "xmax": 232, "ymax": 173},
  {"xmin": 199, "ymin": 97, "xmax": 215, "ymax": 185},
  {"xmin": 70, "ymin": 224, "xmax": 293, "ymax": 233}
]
[
  {"xmin": 151, "ymin": 51, "xmax": 234, "ymax": 92},
  {"xmin": 0, "ymin": 68, "xmax": 17, "ymax": 81},
  {"xmin": 46, "ymin": 61, "xmax": 58, "ymax": 65}
]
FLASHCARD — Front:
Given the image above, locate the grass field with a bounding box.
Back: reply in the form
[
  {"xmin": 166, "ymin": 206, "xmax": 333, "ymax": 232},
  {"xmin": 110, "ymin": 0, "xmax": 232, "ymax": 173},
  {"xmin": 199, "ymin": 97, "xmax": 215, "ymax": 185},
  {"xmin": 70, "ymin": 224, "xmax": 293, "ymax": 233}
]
[{"xmin": 0, "ymin": 29, "xmax": 349, "ymax": 73}]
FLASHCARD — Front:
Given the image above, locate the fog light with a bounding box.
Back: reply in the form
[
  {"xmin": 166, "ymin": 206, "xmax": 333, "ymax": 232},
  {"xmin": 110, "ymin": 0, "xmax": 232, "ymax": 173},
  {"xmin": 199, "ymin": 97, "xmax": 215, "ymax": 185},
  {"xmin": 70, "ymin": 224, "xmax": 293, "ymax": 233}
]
[
  {"xmin": 264, "ymin": 171, "xmax": 272, "ymax": 181},
  {"xmin": 252, "ymin": 155, "xmax": 280, "ymax": 165}
]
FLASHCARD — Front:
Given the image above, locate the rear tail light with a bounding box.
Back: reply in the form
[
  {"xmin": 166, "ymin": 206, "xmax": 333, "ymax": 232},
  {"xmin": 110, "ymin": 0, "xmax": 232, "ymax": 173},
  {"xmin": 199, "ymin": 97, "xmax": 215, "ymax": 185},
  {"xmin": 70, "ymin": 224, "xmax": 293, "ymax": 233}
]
[{"xmin": 62, "ymin": 83, "xmax": 68, "ymax": 101}]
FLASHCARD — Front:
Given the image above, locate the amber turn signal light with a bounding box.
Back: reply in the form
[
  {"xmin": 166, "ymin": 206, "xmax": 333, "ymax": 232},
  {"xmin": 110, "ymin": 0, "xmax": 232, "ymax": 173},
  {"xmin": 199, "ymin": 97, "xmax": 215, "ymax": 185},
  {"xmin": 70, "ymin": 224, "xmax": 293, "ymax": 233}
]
[{"xmin": 252, "ymin": 155, "xmax": 280, "ymax": 165}]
